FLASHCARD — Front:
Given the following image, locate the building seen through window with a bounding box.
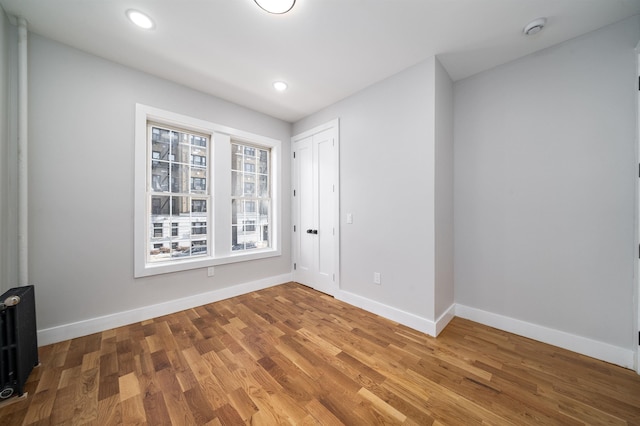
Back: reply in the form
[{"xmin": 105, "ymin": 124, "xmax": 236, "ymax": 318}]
[
  {"xmin": 231, "ymin": 143, "xmax": 271, "ymax": 251},
  {"xmin": 148, "ymin": 125, "xmax": 209, "ymax": 261}
]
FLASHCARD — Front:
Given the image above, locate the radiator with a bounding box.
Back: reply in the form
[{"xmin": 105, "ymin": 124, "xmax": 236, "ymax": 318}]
[{"xmin": 0, "ymin": 285, "xmax": 38, "ymax": 399}]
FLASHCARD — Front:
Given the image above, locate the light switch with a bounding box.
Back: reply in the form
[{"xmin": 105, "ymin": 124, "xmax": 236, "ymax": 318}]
[{"xmin": 346, "ymin": 213, "xmax": 353, "ymax": 224}]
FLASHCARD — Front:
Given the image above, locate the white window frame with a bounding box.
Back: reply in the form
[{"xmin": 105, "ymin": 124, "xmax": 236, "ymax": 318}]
[{"xmin": 134, "ymin": 104, "xmax": 281, "ymax": 278}]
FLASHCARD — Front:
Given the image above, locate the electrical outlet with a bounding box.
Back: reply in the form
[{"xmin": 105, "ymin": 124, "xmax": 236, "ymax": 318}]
[
  {"xmin": 207, "ymin": 267, "xmax": 215, "ymax": 277},
  {"xmin": 373, "ymin": 272, "xmax": 381, "ymax": 285}
]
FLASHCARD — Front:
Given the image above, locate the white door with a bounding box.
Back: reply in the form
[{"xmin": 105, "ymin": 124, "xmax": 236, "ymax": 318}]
[{"xmin": 292, "ymin": 120, "xmax": 339, "ymax": 296}]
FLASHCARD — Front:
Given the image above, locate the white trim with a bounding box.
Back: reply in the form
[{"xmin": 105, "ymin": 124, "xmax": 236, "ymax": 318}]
[
  {"xmin": 336, "ymin": 290, "xmax": 439, "ymax": 336},
  {"xmin": 632, "ymin": 42, "xmax": 640, "ymax": 374},
  {"xmin": 435, "ymin": 303, "xmax": 456, "ymax": 336},
  {"xmin": 37, "ymin": 273, "xmax": 292, "ymax": 346},
  {"xmin": 456, "ymin": 304, "xmax": 635, "ymax": 370},
  {"xmin": 291, "ymin": 119, "xmax": 339, "ymax": 142}
]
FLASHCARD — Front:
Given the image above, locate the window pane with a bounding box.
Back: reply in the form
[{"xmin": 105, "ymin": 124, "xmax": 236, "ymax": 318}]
[
  {"xmin": 171, "ymin": 196, "xmax": 190, "ymax": 216},
  {"xmin": 191, "ymin": 154, "xmax": 206, "ymax": 167},
  {"xmin": 259, "ymin": 199, "xmax": 270, "ymax": 217},
  {"xmin": 259, "ymin": 225, "xmax": 269, "ymax": 249},
  {"xmin": 191, "ymin": 135, "xmax": 207, "ymax": 148},
  {"xmin": 231, "ymin": 199, "xmax": 242, "ymax": 225},
  {"xmin": 151, "ymin": 196, "xmax": 170, "ymax": 215},
  {"xmin": 232, "ymin": 225, "xmax": 257, "ymax": 251},
  {"xmin": 243, "ymin": 175, "xmax": 256, "ymax": 197},
  {"xmin": 171, "ymin": 164, "xmax": 189, "ymax": 193},
  {"xmin": 231, "ymin": 171, "xmax": 242, "ymax": 196},
  {"xmin": 174, "ymin": 137, "xmax": 190, "ymax": 164},
  {"xmin": 258, "ymin": 175, "xmax": 268, "ymax": 198},
  {"xmin": 192, "ymin": 199, "xmax": 207, "ymax": 214},
  {"xmin": 151, "ymin": 161, "xmax": 170, "ymax": 192},
  {"xmin": 192, "ymin": 221, "xmax": 207, "ymax": 235},
  {"xmin": 244, "ymin": 219, "xmax": 256, "ymax": 232},
  {"xmin": 259, "ymin": 149, "xmax": 269, "ymax": 174},
  {"xmin": 153, "ymin": 222, "xmax": 163, "ymax": 238},
  {"xmin": 151, "ymin": 128, "xmax": 171, "ymax": 160},
  {"xmin": 191, "ymin": 168, "xmax": 207, "ymax": 194},
  {"xmin": 232, "ymin": 151, "xmax": 242, "ymax": 171}
]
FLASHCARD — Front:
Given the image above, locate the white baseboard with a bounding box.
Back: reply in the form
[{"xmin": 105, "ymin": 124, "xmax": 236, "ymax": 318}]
[
  {"xmin": 37, "ymin": 273, "xmax": 292, "ymax": 346},
  {"xmin": 455, "ymin": 304, "xmax": 635, "ymax": 370},
  {"xmin": 435, "ymin": 303, "xmax": 456, "ymax": 336},
  {"xmin": 38, "ymin": 278, "xmax": 635, "ymax": 371},
  {"xmin": 336, "ymin": 290, "xmax": 441, "ymax": 336}
]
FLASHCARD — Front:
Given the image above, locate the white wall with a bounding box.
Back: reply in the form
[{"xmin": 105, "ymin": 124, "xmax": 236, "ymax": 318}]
[
  {"xmin": 27, "ymin": 35, "xmax": 292, "ymax": 337},
  {"xmin": 0, "ymin": 8, "xmax": 17, "ymax": 295},
  {"xmin": 294, "ymin": 57, "xmax": 454, "ymax": 332},
  {"xmin": 454, "ymin": 16, "xmax": 640, "ymax": 353}
]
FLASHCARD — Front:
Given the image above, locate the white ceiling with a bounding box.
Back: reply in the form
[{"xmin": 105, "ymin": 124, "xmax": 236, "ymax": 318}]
[{"xmin": 1, "ymin": 0, "xmax": 640, "ymax": 123}]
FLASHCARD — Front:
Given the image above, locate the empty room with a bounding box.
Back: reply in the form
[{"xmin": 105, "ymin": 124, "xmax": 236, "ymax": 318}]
[{"xmin": 1, "ymin": 0, "xmax": 640, "ymax": 424}]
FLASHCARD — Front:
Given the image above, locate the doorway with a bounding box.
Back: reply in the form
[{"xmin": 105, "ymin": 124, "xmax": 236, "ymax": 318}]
[{"xmin": 291, "ymin": 119, "xmax": 340, "ymax": 296}]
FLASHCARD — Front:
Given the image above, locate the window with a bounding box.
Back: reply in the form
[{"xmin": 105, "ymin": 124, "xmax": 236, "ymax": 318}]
[
  {"xmin": 244, "ymin": 182, "xmax": 255, "ymax": 195},
  {"xmin": 148, "ymin": 124, "xmax": 210, "ymax": 263},
  {"xmin": 191, "ymin": 177, "xmax": 206, "ymax": 192},
  {"xmin": 232, "ymin": 142, "xmax": 271, "ymax": 252},
  {"xmin": 192, "ymin": 136, "xmax": 207, "ymax": 147},
  {"xmin": 135, "ymin": 104, "xmax": 281, "ymax": 277},
  {"xmin": 192, "ymin": 155, "xmax": 206, "ymax": 167},
  {"xmin": 153, "ymin": 223, "xmax": 163, "ymax": 238},
  {"xmin": 192, "ymin": 199, "xmax": 207, "ymax": 213},
  {"xmin": 192, "ymin": 222, "xmax": 207, "ymax": 235}
]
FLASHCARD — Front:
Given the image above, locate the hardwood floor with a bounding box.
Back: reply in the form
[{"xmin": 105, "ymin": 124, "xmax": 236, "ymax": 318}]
[{"xmin": 1, "ymin": 282, "xmax": 640, "ymax": 425}]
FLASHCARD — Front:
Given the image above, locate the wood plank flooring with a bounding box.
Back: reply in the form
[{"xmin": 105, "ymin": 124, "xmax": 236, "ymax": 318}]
[{"xmin": 1, "ymin": 282, "xmax": 640, "ymax": 425}]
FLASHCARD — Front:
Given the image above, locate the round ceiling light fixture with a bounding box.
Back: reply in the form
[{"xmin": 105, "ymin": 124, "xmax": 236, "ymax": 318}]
[
  {"xmin": 254, "ymin": 0, "xmax": 296, "ymax": 14},
  {"xmin": 126, "ymin": 9, "xmax": 154, "ymax": 29},
  {"xmin": 523, "ymin": 17, "xmax": 547, "ymax": 36},
  {"xmin": 273, "ymin": 81, "xmax": 288, "ymax": 91}
]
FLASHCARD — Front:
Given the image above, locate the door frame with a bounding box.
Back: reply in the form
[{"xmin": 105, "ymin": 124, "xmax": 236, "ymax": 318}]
[{"xmin": 291, "ymin": 119, "xmax": 340, "ymax": 295}]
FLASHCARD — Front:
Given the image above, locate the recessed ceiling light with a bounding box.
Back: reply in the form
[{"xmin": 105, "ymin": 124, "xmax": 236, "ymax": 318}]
[
  {"xmin": 254, "ymin": 0, "xmax": 296, "ymax": 14},
  {"xmin": 523, "ymin": 18, "xmax": 547, "ymax": 36},
  {"xmin": 126, "ymin": 10, "xmax": 154, "ymax": 30},
  {"xmin": 273, "ymin": 81, "xmax": 288, "ymax": 91}
]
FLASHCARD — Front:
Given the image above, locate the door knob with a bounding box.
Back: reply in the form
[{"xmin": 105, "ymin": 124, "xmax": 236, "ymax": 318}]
[
  {"xmin": 312, "ymin": 230, "xmax": 318, "ymax": 234},
  {"xmin": 306, "ymin": 229, "xmax": 313, "ymax": 234}
]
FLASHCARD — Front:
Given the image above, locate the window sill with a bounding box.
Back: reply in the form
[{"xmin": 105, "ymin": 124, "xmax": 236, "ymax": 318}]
[{"xmin": 134, "ymin": 248, "xmax": 281, "ymax": 278}]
